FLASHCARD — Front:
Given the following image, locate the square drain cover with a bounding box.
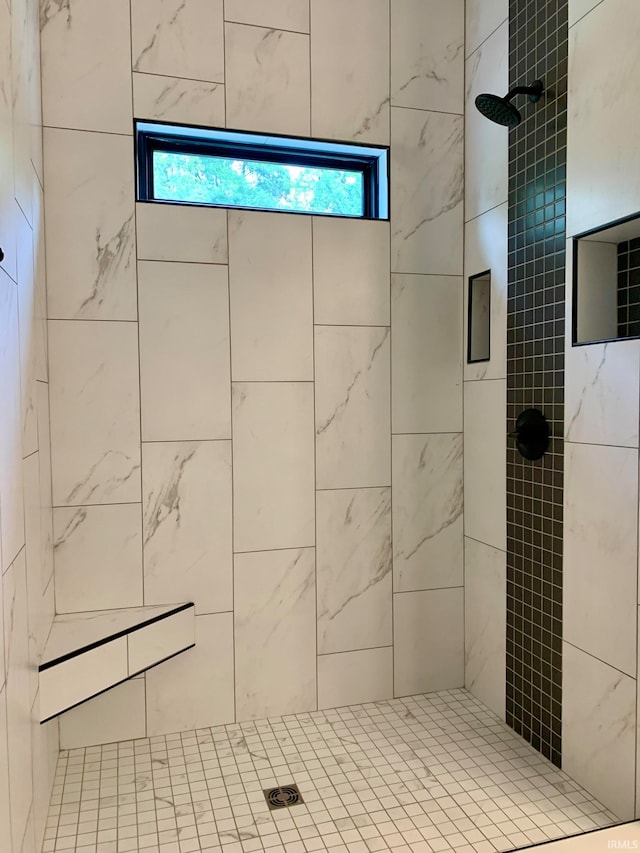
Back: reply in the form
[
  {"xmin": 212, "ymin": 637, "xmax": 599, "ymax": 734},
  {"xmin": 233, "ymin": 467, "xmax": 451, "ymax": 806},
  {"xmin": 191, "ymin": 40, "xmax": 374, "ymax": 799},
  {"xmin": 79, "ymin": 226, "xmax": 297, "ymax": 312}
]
[{"xmin": 264, "ymin": 784, "xmax": 303, "ymax": 810}]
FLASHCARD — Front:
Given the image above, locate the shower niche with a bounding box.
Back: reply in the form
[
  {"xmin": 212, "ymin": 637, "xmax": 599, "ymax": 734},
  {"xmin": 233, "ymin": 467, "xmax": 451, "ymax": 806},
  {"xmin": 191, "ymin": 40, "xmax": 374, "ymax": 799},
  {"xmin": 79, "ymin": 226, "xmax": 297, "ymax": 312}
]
[
  {"xmin": 573, "ymin": 212, "xmax": 640, "ymax": 345},
  {"xmin": 467, "ymin": 270, "xmax": 491, "ymax": 362}
]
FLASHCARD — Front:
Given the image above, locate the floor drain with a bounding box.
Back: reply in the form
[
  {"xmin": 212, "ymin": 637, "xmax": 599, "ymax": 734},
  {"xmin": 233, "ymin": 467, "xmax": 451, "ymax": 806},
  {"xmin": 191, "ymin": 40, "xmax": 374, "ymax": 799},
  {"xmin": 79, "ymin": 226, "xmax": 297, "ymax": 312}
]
[{"xmin": 264, "ymin": 784, "xmax": 303, "ymax": 810}]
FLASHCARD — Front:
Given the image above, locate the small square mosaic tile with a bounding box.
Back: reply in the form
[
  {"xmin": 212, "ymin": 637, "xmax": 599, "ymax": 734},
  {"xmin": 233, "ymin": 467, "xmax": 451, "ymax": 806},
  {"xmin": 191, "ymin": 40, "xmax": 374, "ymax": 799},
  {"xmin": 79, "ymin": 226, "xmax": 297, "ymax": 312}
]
[{"xmin": 42, "ymin": 689, "xmax": 617, "ymax": 853}]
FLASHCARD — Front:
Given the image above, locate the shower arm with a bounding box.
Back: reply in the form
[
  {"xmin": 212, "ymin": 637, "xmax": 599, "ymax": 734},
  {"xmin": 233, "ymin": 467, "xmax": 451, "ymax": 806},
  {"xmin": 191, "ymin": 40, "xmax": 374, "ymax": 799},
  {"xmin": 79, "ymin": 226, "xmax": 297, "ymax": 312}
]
[{"xmin": 504, "ymin": 82, "xmax": 544, "ymax": 103}]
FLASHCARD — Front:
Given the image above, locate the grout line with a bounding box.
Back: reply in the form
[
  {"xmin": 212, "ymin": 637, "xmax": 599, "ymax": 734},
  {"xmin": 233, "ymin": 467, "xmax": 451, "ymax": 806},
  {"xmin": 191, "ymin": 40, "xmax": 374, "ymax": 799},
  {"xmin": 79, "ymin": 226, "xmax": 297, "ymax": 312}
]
[
  {"xmin": 465, "ymin": 16, "xmax": 509, "ymax": 63},
  {"xmin": 223, "ymin": 18, "xmax": 310, "ymax": 37}
]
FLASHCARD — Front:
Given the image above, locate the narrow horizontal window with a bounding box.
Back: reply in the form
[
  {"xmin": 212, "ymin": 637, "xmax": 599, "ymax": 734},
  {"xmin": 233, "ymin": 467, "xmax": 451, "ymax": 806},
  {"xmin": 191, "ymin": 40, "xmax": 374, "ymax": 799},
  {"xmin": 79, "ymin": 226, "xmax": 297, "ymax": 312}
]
[{"xmin": 136, "ymin": 121, "xmax": 389, "ymax": 220}]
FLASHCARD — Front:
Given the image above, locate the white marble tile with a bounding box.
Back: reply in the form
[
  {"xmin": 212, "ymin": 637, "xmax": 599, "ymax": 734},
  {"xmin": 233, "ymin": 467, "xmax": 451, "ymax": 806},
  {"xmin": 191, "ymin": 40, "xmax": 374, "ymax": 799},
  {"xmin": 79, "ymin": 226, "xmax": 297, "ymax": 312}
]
[
  {"xmin": 315, "ymin": 326, "xmax": 390, "ymax": 490},
  {"xmin": 393, "ymin": 588, "xmax": 464, "ymax": 696},
  {"xmin": 463, "ymin": 379, "xmax": 506, "ymax": 551},
  {"xmin": 48, "ymin": 320, "xmax": 141, "ymax": 507},
  {"xmin": 564, "ymin": 442, "xmax": 638, "ymax": 676},
  {"xmin": 392, "ymin": 434, "xmax": 463, "ymax": 593},
  {"xmin": 391, "ymin": 108, "xmax": 464, "ymax": 275},
  {"xmin": 137, "ymin": 202, "xmax": 228, "ymax": 264},
  {"xmin": 313, "ymin": 218, "xmax": 390, "ymax": 327},
  {"xmin": 44, "ymin": 128, "xmax": 136, "ymax": 321},
  {"xmin": 565, "ymin": 340, "xmax": 640, "ymax": 448},
  {"xmin": 0, "ymin": 0, "xmax": 16, "ymax": 284},
  {"xmin": 229, "ymin": 210, "xmax": 313, "ymax": 381},
  {"xmin": 225, "ymin": 23, "xmax": 310, "ymax": 135},
  {"xmin": 311, "ymin": 0, "xmax": 389, "ymax": 144},
  {"xmin": 0, "ymin": 690, "xmax": 10, "ymax": 853},
  {"xmin": 318, "ymin": 647, "xmax": 393, "ymax": 710},
  {"xmin": 53, "ymin": 504, "xmax": 143, "ymax": 613},
  {"xmin": 10, "ymin": 0, "xmax": 34, "ymax": 225},
  {"xmin": 138, "ymin": 261, "xmax": 231, "ymax": 441},
  {"xmin": 146, "ymin": 613, "xmax": 234, "ymax": 734},
  {"xmin": 16, "ymin": 210, "xmax": 37, "ymax": 457},
  {"xmin": 31, "ymin": 706, "xmax": 58, "ymax": 853},
  {"xmin": 132, "ymin": 0, "xmax": 224, "ymax": 83},
  {"xmin": 0, "ymin": 268, "xmax": 25, "ymax": 570},
  {"xmin": 569, "ymin": 0, "xmax": 609, "ymax": 27},
  {"xmin": 235, "ymin": 548, "xmax": 316, "ymax": 719},
  {"xmin": 391, "ymin": 0, "xmax": 464, "ymax": 113},
  {"xmin": 142, "ymin": 441, "xmax": 232, "ymax": 615},
  {"xmin": 465, "ymin": 22, "xmax": 509, "ymax": 222},
  {"xmin": 59, "ymin": 677, "xmax": 146, "ymax": 750},
  {"xmin": 128, "ymin": 607, "xmax": 194, "ymax": 674},
  {"xmin": 317, "ymin": 488, "xmax": 392, "ymax": 655},
  {"xmin": 32, "ymin": 186, "xmax": 48, "ymax": 384},
  {"xmin": 392, "ymin": 275, "xmax": 463, "ymax": 434},
  {"xmin": 464, "ymin": 203, "xmax": 508, "ymax": 381},
  {"xmin": 36, "ymin": 381, "xmax": 53, "ymax": 590},
  {"xmin": 465, "ymin": 0, "xmax": 508, "ymax": 58},
  {"xmin": 233, "ymin": 382, "xmax": 315, "ymax": 552},
  {"xmin": 225, "ymin": 0, "xmax": 309, "ymax": 31},
  {"xmin": 567, "ymin": 0, "xmax": 640, "ymax": 237},
  {"xmin": 133, "ymin": 73, "xmax": 225, "ymax": 127},
  {"xmin": 41, "ymin": 0, "xmax": 132, "ymax": 134},
  {"xmin": 464, "ymin": 538, "xmax": 506, "ymax": 720},
  {"xmin": 563, "ymin": 642, "xmax": 636, "ymax": 821}
]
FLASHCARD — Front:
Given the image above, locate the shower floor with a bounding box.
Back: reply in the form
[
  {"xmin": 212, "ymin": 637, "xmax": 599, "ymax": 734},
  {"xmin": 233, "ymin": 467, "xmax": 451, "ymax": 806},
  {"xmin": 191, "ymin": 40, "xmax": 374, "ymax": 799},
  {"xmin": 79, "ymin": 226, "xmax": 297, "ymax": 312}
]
[{"xmin": 42, "ymin": 688, "xmax": 617, "ymax": 853}]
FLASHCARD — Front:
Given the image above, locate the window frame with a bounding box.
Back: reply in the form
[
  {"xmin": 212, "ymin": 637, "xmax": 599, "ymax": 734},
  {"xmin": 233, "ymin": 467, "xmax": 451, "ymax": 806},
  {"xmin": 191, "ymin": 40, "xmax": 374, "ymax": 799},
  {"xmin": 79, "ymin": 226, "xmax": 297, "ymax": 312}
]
[{"xmin": 135, "ymin": 120, "xmax": 389, "ymax": 221}]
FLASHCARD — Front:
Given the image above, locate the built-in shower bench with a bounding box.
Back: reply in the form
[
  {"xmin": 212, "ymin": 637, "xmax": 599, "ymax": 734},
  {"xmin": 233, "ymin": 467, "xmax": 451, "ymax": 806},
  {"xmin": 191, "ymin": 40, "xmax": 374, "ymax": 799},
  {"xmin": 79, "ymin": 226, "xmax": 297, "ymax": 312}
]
[{"xmin": 39, "ymin": 602, "xmax": 195, "ymax": 722}]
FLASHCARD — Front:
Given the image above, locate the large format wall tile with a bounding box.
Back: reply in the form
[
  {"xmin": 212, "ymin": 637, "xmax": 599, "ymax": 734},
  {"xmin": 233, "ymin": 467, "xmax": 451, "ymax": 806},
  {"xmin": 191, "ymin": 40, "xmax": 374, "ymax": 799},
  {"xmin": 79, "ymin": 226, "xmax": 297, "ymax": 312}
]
[
  {"xmin": 143, "ymin": 441, "xmax": 232, "ymax": 615},
  {"xmin": 392, "ymin": 434, "xmax": 463, "ymax": 592},
  {"xmin": 233, "ymin": 382, "xmax": 315, "ymax": 552},
  {"xmin": 132, "ymin": 0, "xmax": 224, "ymax": 84},
  {"xmin": 36, "ymin": 382, "xmax": 54, "ymax": 590},
  {"xmin": 229, "ymin": 211, "xmax": 313, "ymax": 381},
  {"xmin": 235, "ymin": 548, "xmax": 316, "ymax": 719},
  {"xmin": 0, "ymin": 691, "xmax": 10, "ymax": 853},
  {"xmin": 48, "ymin": 321, "xmax": 141, "ymax": 507},
  {"xmin": 315, "ymin": 326, "xmax": 390, "ymax": 490},
  {"xmin": 0, "ymin": 1, "xmax": 15, "ymax": 284},
  {"xmin": 225, "ymin": 23, "xmax": 310, "ymax": 135},
  {"xmin": 563, "ymin": 642, "xmax": 636, "ymax": 820},
  {"xmin": 313, "ymin": 218, "xmax": 390, "ymax": 327},
  {"xmin": 394, "ymin": 588, "xmax": 464, "ymax": 696},
  {"xmin": 11, "ymin": 0, "xmax": 38, "ymax": 225},
  {"xmin": 464, "ymin": 538, "xmax": 506, "ymax": 719},
  {"xmin": 41, "ymin": 0, "xmax": 132, "ymax": 134},
  {"xmin": 391, "ymin": 0, "xmax": 464, "ymax": 114},
  {"xmin": 465, "ymin": 0, "xmax": 508, "ymax": 57},
  {"xmin": 392, "ymin": 275, "xmax": 463, "ymax": 434},
  {"xmin": 311, "ymin": 0, "xmax": 389, "ymax": 144},
  {"xmin": 318, "ymin": 647, "xmax": 393, "ymax": 710},
  {"xmin": 59, "ymin": 678, "xmax": 146, "ymax": 750},
  {"xmin": 137, "ymin": 203, "xmax": 228, "ymax": 265},
  {"xmin": 44, "ymin": 129, "xmax": 136, "ymax": 321},
  {"xmin": 138, "ymin": 261, "xmax": 231, "ymax": 442},
  {"xmin": 53, "ymin": 504, "xmax": 143, "ymax": 613},
  {"xmin": 16, "ymin": 213, "xmax": 37, "ymax": 457},
  {"xmin": 225, "ymin": 0, "xmax": 310, "ymax": 32},
  {"xmin": 391, "ymin": 108, "xmax": 463, "ymax": 275},
  {"xmin": 564, "ymin": 442, "xmax": 638, "ymax": 676},
  {"xmin": 133, "ymin": 74, "xmax": 225, "ymax": 128},
  {"xmin": 317, "ymin": 488, "xmax": 392, "ymax": 654}
]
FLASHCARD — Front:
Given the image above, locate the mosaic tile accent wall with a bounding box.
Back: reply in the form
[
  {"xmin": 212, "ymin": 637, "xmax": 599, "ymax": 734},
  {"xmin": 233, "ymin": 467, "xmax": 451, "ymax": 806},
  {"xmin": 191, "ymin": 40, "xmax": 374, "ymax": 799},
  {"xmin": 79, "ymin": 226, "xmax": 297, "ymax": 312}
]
[{"xmin": 617, "ymin": 236, "xmax": 640, "ymax": 339}]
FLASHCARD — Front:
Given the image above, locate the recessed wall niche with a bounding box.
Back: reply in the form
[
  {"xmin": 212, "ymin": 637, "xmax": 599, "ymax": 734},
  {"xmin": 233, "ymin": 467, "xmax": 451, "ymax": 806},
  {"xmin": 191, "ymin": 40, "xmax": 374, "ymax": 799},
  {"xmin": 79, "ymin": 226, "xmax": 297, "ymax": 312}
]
[
  {"xmin": 467, "ymin": 270, "xmax": 491, "ymax": 363},
  {"xmin": 573, "ymin": 213, "xmax": 640, "ymax": 345}
]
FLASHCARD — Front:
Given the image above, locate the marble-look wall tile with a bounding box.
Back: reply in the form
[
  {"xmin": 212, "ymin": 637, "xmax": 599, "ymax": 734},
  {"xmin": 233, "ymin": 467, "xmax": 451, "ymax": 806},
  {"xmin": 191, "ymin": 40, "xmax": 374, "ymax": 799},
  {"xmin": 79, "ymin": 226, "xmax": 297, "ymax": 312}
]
[
  {"xmin": 138, "ymin": 261, "xmax": 231, "ymax": 442},
  {"xmin": 318, "ymin": 647, "xmax": 393, "ymax": 710},
  {"xmin": 133, "ymin": 73, "xmax": 225, "ymax": 127},
  {"xmin": 564, "ymin": 442, "xmax": 638, "ymax": 676},
  {"xmin": 41, "ymin": 0, "xmax": 132, "ymax": 134},
  {"xmin": 146, "ymin": 613, "xmax": 234, "ymax": 734},
  {"xmin": 22, "ymin": 454, "xmax": 47, "ymax": 701},
  {"xmin": 317, "ymin": 488, "xmax": 392, "ymax": 654},
  {"xmin": 136, "ymin": 203, "xmax": 228, "ymax": 265},
  {"xmin": 132, "ymin": 0, "xmax": 224, "ymax": 84},
  {"xmin": 0, "ymin": 0, "xmax": 16, "ymax": 284},
  {"xmin": 313, "ymin": 218, "xmax": 390, "ymax": 327},
  {"xmin": 392, "ymin": 434, "xmax": 463, "ymax": 592},
  {"xmin": 59, "ymin": 677, "xmax": 146, "ymax": 749},
  {"xmin": 569, "ymin": 0, "xmax": 603, "ymax": 27},
  {"xmin": 10, "ymin": 0, "xmax": 36, "ymax": 225},
  {"xmin": 48, "ymin": 320, "xmax": 141, "ymax": 507},
  {"xmin": 392, "ymin": 275, "xmax": 463, "ymax": 434},
  {"xmin": 465, "ymin": 0, "xmax": 508, "ymax": 58},
  {"xmin": 464, "ymin": 538, "xmax": 506, "ymax": 720},
  {"xmin": 229, "ymin": 210, "xmax": 312, "ymax": 381},
  {"xmin": 233, "ymin": 382, "xmax": 315, "ymax": 552},
  {"xmin": 143, "ymin": 441, "xmax": 232, "ymax": 615},
  {"xmin": 16, "ymin": 212, "xmax": 37, "ymax": 457},
  {"xmin": 391, "ymin": 0, "xmax": 464, "ymax": 114},
  {"xmin": 33, "ymin": 187, "xmax": 48, "ymax": 384},
  {"xmin": 36, "ymin": 382, "xmax": 54, "ymax": 590},
  {"xmin": 44, "ymin": 129, "xmax": 136, "ymax": 321},
  {"xmin": 465, "ymin": 22, "xmax": 509, "ymax": 222},
  {"xmin": 463, "ymin": 379, "xmax": 506, "ymax": 551},
  {"xmin": 563, "ymin": 642, "xmax": 636, "ymax": 820},
  {"xmin": 53, "ymin": 504, "xmax": 143, "ymax": 613},
  {"xmin": 225, "ymin": 0, "xmax": 309, "ymax": 32},
  {"xmin": 225, "ymin": 23, "xmax": 310, "ymax": 136},
  {"xmin": 393, "ymin": 588, "xmax": 464, "ymax": 696},
  {"xmin": 235, "ymin": 548, "xmax": 316, "ymax": 719},
  {"xmin": 31, "ymin": 708, "xmax": 58, "ymax": 853},
  {"xmin": 311, "ymin": 0, "xmax": 389, "ymax": 144},
  {"xmin": 391, "ymin": 108, "xmax": 463, "ymax": 275},
  {"xmin": 0, "ymin": 691, "xmax": 10, "ymax": 853},
  {"xmin": 464, "ymin": 203, "xmax": 508, "ymax": 381},
  {"xmin": 315, "ymin": 325, "xmax": 390, "ymax": 490}
]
